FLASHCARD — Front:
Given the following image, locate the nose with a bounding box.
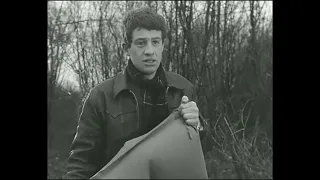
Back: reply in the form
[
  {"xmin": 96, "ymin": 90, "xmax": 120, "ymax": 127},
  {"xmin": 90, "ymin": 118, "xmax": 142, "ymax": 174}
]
[{"xmin": 144, "ymin": 42, "xmax": 155, "ymax": 56}]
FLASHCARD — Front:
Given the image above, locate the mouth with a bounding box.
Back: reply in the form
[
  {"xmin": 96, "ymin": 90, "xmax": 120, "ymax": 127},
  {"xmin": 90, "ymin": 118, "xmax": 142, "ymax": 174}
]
[{"xmin": 143, "ymin": 59, "xmax": 156, "ymax": 63}]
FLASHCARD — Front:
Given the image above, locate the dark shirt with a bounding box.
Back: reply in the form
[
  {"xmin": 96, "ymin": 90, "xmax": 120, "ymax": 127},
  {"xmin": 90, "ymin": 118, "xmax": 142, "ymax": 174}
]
[{"xmin": 126, "ymin": 60, "xmax": 169, "ymax": 137}]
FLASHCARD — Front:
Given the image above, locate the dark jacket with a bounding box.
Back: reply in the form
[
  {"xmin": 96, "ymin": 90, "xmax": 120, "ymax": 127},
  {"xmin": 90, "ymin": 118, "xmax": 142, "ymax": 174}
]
[{"xmin": 64, "ymin": 68, "xmax": 208, "ymax": 179}]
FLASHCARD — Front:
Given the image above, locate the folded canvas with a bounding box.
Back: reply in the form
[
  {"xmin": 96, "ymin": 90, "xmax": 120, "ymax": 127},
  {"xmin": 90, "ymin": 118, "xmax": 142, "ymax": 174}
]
[{"xmin": 90, "ymin": 110, "xmax": 208, "ymax": 179}]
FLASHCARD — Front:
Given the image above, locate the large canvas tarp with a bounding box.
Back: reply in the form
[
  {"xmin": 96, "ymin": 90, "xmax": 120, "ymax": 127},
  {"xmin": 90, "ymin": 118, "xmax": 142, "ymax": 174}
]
[{"xmin": 90, "ymin": 110, "xmax": 208, "ymax": 179}]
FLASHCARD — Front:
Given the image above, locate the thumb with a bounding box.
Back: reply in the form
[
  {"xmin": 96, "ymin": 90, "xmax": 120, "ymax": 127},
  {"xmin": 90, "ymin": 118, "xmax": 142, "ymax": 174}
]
[{"xmin": 181, "ymin": 96, "xmax": 189, "ymax": 104}]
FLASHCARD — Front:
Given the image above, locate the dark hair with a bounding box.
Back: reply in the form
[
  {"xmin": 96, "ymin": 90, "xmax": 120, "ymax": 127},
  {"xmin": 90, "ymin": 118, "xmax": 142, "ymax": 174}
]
[{"xmin": 123, "ymin": 7, "xmax": 167, "ymax": 46}]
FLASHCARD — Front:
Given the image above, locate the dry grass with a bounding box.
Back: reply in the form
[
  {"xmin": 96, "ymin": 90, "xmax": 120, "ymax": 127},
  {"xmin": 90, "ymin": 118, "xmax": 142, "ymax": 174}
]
[
  {"xmin": 204, "ymin": 97, "xmax": 273, "ymax": 179},
  {"xmin": 204, "ymin": 128, "xmax": 273, "ymax": 179}
]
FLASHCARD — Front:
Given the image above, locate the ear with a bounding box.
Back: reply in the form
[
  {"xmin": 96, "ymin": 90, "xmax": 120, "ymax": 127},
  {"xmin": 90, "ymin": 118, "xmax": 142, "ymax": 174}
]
[
  {"xmin": 161, "ymin": 41, "xmax": 165, "ymax": 52},
  {"xmin": 122, "ymin": 43, "xmax": 129, "ymax": 53},
  {"xmin": 162, "ymin": 38, "xmax": 167, "ymax": 50}
]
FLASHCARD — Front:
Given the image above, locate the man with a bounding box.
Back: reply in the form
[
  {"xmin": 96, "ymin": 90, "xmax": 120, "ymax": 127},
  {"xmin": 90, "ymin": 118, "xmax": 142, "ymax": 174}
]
[{"xmin": 63, "ymin": 7, "xmax": 208, "ymax": 179}]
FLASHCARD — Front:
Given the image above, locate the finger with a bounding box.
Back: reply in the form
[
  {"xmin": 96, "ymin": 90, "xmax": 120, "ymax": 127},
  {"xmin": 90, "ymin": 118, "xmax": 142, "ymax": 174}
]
[
  {"xmin": 179, "ymin": 100, "xmax": 190, "ymax": 113},
  {"xmin": 181, "ymin": 107, "xmax": 198, "ymax": 115},
  {"xmin": 179, "ymin": 96, "xmax": 189, "ymax": 113},
  {"xmin": 181, "ymin": 96, "xmax": 189, "ymax": 104},
  {"xmin": 185, "ymin": 118, "xmax": 199, "ymax": 126},
  {"xmin": 180, "ymin": 101, "xmax": 196, "ymax": 109},
  {"xmin": 183, "ymin": 113, "xmax": 198, "ymax": 120}
]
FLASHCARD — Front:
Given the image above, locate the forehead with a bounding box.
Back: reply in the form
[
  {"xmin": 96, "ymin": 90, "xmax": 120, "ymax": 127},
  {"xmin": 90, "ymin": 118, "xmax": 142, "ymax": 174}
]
[{"xmin": 132, "ymin": 28, "xmax": 162, "ymax": 41}]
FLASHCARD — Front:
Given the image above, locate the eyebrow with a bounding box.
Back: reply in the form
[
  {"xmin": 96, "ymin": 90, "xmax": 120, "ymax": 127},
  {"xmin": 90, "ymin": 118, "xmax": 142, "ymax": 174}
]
[{"xmin": 134, "ymin": 37, "xmax": 161, "ymax": 41}]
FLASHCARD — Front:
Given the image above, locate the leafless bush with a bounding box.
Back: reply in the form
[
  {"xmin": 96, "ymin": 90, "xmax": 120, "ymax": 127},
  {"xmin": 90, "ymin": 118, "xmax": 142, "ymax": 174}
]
[{"xmin": 205, "ymin": 96, "xmax": 272, "ymax": 179}]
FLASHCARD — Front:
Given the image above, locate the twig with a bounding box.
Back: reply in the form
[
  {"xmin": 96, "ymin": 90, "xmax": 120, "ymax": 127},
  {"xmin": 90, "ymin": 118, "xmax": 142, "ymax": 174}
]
[
  {"xmin": 234, "ymin": 118, "xmax": 243, "ymax": 135},
  {"xmin": 244, "ymin": 103, "xmax": 253, "ymax": 129},
  {"xmin": 214, "ymin": 113, "xmax": 223, "ymax": 138},
  {"xmin": 241, "ymin": 98, "xmax": 254, "ymax": 138},
  {"xmin": 265, "ymin": 135, "xmax": 273, "ymax": 151},
  {"xmin": 242, "ymin": 140, "xmax": 251, "ymax": 157},
  {"xmin": 242, "ymin": 98, "xmax": 253, "ymax": 115},
  {"xmin": 231, "ymin": 141, "xmax": 241, "ymax": 160},
  {"xmin": 232, "ymin": 128, "xmax": 244, "ymax": 136},
  {"xmin": 228, "ymin": 96, "xmax": 236, "ymax": 114},
  {"xmin": 210, "ymin": 134, "xmax": 222, "ymax": 148},
  {"xmin": 212, "ymin": 145, "xmax": 229, "ymax": 159},
  {"xmin": 231, "ymin": 142, "xmax": 249, "ymax": 179},
  {"xmin": 224, "ymin": 116, "xmax": 237, "ymax": 142},
  {"xmin": 55, "ymin": 18, "xmax": 111, "ymax": 26},
  {"xmin": 245, "ymin": 162, "xmax": 271, "ymax": 176},
  {"xmin": 240, "ymin": 109, "xmax": 244, "ymax": 135},
  {"xmin": 218, "ymin": 126, "xmax": 227, "ymax": 145}
]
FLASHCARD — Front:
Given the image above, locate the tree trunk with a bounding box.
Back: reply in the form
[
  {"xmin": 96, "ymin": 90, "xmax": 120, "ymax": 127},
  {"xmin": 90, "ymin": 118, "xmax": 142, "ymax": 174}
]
[
  {"xmin": 174, "ymin": 1, "xmax": 179, "ymax": 73},
  {"xmin": 216, "ymin": 0, "xmax": 221, "ymax": 91}
]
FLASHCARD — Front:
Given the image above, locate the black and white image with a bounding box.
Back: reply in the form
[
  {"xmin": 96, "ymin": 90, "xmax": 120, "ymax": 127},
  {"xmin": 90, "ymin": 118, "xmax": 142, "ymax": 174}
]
[{"xmin": 48, "ymin": 1, "xmax": 273, "ymax": 179}]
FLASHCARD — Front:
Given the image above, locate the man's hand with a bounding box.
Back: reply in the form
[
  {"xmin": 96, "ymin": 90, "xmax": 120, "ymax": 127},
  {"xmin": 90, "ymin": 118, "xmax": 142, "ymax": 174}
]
[{"xmin": 179, "ymin": 96, "xmax": 200, "ymax": 129}]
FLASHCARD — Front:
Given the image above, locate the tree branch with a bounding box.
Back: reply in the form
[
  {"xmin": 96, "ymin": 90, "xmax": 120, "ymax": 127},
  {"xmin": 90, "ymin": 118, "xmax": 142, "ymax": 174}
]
[{"xmin": 54, "ymin": 18, "xmax": 111, "ymax": 26}]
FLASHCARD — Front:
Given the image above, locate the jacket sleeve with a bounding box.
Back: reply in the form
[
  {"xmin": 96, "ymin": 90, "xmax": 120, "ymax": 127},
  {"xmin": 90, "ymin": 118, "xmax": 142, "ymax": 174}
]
[{"xmin": 63, "ymin": 89, "xmax": 105, "ymax": 179}]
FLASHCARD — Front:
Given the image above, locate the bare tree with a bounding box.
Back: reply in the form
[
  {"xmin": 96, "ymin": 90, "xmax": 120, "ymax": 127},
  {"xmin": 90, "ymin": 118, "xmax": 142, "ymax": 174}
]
[{"xmin": 48, "ymin": 1, "xmax": 72, "ymax": 149}]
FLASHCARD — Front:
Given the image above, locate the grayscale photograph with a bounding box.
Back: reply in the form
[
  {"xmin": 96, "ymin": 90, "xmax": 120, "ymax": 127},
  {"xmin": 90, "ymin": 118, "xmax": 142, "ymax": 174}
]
[{"xmin": 48, "ymin": 1, "xmax": 273, "ymax": 179}]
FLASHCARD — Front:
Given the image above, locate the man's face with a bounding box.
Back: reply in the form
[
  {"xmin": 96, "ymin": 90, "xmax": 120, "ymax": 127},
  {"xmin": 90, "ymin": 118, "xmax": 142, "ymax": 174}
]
[{"xmin": 126, "ymin": 28, "xmax": 164, "ymax": 77}]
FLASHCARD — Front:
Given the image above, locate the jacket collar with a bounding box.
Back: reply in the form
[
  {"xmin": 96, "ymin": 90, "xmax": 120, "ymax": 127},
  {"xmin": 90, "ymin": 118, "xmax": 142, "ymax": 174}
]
[
  {"xmin": 165, "ymin": 71, "xmax": 190, "ymax": 90},
  {"xmin": 113, "ymin": 69, "xmax": 128, "ymax": 98},
  {"xmin": 113, "ymin": 64, "xmax": 187, "ymax": 98}
]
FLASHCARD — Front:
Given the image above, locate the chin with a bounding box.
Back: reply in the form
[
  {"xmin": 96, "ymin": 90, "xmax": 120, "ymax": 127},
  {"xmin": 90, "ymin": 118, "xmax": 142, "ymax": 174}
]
[
  {"xmin": 142, "ymin": 69, "xmax": 157, "ymax": 75},
  {"xmin": 140, "ymin": 65, "xmax": 159, "ymax": 74}
]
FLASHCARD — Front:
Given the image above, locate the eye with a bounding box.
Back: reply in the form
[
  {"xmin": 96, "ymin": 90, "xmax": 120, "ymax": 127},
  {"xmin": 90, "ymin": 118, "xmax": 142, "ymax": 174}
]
[
  {"xmin": 136, "ymin": 41, "xmax": 145, "ymax": 47},
  {"xmin": 152, "ymin": 40, "xmax": 160, "ymax": 45}
]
